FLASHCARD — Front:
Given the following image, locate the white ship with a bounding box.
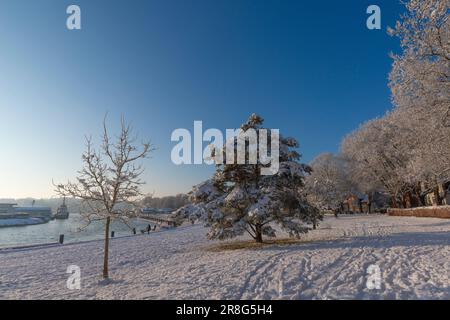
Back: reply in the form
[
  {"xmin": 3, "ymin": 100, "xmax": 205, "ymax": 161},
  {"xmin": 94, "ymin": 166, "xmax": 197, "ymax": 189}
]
[{"xmin": 0, "ymin": 203, "xmax": 53, "ymax": 227}]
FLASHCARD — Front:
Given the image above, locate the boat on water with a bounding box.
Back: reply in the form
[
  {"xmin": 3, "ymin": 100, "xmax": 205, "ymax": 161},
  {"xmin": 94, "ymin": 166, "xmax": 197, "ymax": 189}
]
[
  {"xmin": 0, "ymin": 203, "xmax": 53, "ymax": 227},
  {"xmin": 54, "ymin": 198, "xmax": 70, "ymax": 219}
]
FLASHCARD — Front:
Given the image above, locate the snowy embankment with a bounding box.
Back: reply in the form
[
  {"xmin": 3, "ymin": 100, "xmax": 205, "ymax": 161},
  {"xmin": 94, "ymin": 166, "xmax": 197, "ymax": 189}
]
[{"xmin": 0, "ymin": 215, "xmax": 449, "ymax": 299}]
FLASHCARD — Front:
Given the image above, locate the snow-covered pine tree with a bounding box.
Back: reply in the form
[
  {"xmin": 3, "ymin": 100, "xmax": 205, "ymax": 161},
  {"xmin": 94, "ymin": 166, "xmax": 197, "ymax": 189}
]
[{"xmin": 174, "ymin": 114, "xmax": 319, "ymax": 243}]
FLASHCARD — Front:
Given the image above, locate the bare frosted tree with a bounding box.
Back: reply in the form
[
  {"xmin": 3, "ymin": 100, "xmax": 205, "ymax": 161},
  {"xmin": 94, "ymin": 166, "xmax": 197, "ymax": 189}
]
[
  {"xmin": 341, "ymin": 113, "xmax": 416, "ymax": 208},
  {"xmin": 388, "ymin": 0, "xmax": 450, "ymax": 205},
  {"xmin": 55, "ymin": 116, "xmax": 153, "ymax": 279},
  {"xmin": 306, "ymin": 153, "xmax": 354, "ymax": 214}
]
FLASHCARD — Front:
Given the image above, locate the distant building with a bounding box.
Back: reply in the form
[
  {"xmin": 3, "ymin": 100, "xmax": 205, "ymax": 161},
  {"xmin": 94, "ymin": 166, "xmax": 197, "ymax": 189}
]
[
  {"xmin": 0, "ymin": 203, "xmax": 17, "ymax": 215},
  {"xmin": 422, "ymin": 181, "xmax": 450, "ymax": 206},
  {"xmin": 0, "ymin": 203, "xmax": 52, "ymax": 219},
  {"xmin": 343, "ymin": 194, "xmax": 363, "ymax": 213},
  {"xmin": 342, "ymin": 192, "xmax": 390, "ymax": 213}
]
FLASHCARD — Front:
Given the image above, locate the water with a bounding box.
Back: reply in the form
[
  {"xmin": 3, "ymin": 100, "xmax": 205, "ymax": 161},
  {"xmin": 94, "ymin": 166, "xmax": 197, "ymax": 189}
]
[{"xmin": 0, "ymin": 213, "xmax": 154, "ymax": 249}]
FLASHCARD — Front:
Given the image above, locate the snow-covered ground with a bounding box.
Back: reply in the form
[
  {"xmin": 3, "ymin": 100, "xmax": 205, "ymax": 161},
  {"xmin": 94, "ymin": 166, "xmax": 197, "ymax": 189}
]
[{"xmin": 0, "ymin": 215, "xmax": 448, "ymax": 299}]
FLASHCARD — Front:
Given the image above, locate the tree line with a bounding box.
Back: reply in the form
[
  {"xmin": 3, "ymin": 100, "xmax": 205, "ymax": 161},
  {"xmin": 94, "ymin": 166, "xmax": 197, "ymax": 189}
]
[
  {"xmin": 307, "ymin": 0, "xmax": 449, "ymax": 210},
  {"xmin": 141, "ymin": 194, "xmax": 190, "ymax": 209}
]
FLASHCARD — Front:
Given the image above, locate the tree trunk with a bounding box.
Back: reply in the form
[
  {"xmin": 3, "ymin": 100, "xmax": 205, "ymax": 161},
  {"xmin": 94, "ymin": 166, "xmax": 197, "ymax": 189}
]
[
  {"xmin": 406, "ymin": 191, "xmax": 413, "ymax": 208},
  {"xmin": 434, "ymin": 184, "xmax": 442, "ymax": 206},
  {"xmin": 401, "ymin": 193, "xmax": 408, "ymax": 208},
  {"xmin": 419, "ymin": 192, "xmax": 426, "ymax": 207},
  {"xmin": 415, "ymin": 186, "xmax": 422, "ymax": 207},
  {"xmin": 390, "ymin": 194, "xmax": 398, "ymax": 208},
  {"xmin": 103, "ymin": 216, "xmax": 111, "ymax": 279},
  {"xmin": 419, "ymin": 195, "xmax": 425, "ymax": 207},
  {"xmin": 255, "ymin": 225, "xmax": 263, "ymax": 243}
]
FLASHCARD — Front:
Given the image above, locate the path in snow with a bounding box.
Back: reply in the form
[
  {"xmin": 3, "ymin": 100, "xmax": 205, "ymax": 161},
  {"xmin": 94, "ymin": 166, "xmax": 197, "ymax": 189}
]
[{"xmin": 0, "ymin": 215, "xmax": 448, "ymax": 299}]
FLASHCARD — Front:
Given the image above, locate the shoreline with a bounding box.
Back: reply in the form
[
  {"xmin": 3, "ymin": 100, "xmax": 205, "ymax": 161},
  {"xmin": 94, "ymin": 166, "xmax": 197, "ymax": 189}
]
[
  {"xmin": 0, "ymin": 215, "xmax": 161, "ymax": 250},
  {"xmin": 0, "ymin": 223, "xmax": 188, "ymax": 253}
]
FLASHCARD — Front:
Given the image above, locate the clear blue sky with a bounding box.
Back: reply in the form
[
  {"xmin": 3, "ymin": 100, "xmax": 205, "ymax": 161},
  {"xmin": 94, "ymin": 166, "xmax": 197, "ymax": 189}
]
[{"xmin": 0, "ymin": 0, "xmax": 403, "ymax": 198}]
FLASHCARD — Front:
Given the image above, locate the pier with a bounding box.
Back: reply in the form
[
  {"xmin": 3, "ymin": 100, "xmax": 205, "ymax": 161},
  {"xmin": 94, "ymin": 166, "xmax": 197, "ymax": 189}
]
[{"xmin": 138, "ymin": 213, "xmax": 177, "ymax": 228}]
